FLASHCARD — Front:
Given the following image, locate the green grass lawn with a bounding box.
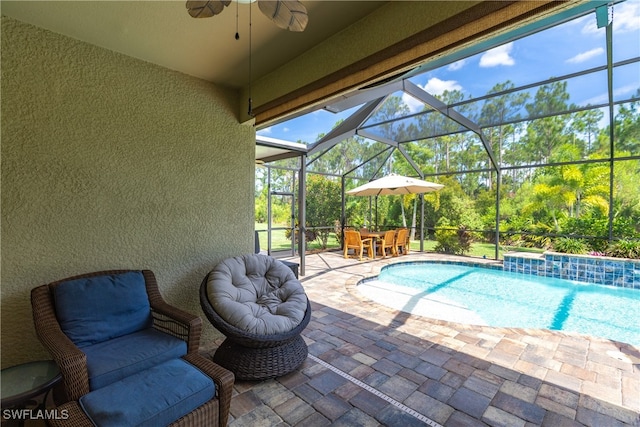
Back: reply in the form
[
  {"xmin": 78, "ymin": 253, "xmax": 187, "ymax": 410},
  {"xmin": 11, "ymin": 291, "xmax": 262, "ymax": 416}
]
[
  {"xmin": 409, "ymin": 240, "xmax": 534, "ymax": 259},
  {"xmin": 255, "ymin": 225, "xmax": 340, "ymax": 251},
  {"xmin": 256, "ymin": 224, "xmax": 544, "ymax": 259}
]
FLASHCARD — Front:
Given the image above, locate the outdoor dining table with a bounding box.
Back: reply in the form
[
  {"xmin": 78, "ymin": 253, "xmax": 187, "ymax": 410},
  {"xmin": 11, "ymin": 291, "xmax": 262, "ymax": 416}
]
[{"xmin": 360, "ymin": 231, "xmax": 385, "ymax": 258}]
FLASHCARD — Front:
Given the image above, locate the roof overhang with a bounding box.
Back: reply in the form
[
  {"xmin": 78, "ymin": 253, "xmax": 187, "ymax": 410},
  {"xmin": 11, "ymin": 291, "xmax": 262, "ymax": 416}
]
[{"xmin": 256, "ymin": 135, "xmax": 307, "ymax": 164}]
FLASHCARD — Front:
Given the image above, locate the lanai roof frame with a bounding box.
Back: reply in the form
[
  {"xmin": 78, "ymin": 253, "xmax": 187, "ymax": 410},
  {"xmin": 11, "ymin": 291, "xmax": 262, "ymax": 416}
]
[{"xmin": 256, "ymin": 0, "xmax": 639, "ymax": 271}]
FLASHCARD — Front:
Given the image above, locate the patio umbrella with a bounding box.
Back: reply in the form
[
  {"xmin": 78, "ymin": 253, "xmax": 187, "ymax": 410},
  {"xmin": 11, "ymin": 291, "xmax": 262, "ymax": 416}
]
[
  {"xmin": 346, "ymin": 174, "xmax": 444, "ymax": 196},
  {"xmin": 346, "ymin": 174, "xmax": 444, "ymax": 237}
]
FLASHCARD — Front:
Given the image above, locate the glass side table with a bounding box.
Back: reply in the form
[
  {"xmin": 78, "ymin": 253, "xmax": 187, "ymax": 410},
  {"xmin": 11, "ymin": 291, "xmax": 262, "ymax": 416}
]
[{"xmin": 1, "ymin": 360, "xmax": 62, "ymax": 416}]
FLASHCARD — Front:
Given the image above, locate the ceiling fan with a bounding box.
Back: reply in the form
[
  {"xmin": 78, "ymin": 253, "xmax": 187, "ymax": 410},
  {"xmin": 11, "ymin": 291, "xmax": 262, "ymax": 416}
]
[{"xmin": 186, "ymin": 0, "xmax": 308, "ymax": 32}]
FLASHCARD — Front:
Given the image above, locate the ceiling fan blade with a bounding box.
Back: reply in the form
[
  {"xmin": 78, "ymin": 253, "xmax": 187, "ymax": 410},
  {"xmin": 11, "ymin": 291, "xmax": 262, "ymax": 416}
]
[
  {"xmin": 186, "ymin": 0, "xmax": 231, "ymax": 18},
  {"xmin": 258, "ymin": 1, "xmax": 308, "ymax": 32}
]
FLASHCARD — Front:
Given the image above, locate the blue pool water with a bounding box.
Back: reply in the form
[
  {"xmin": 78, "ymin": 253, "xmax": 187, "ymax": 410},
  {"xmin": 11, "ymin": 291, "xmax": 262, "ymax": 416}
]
[{"xmin": 368, "ymin": 262, "xmax": 640, "ymax": 345}]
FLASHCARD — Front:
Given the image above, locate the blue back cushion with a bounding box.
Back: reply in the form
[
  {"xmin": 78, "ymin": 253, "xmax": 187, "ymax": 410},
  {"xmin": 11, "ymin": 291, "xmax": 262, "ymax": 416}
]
[{"xmin": 54, "ymin": 271, "xmax": 152, "ymax": 348}]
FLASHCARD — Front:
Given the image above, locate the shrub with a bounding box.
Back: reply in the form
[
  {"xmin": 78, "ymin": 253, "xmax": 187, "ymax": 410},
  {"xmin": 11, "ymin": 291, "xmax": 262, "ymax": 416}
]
[
  {"xmin": 605, "ymin": 240, "xmax": 640, "ymax": 259},
  {"xmin": 456, "ymin": 226, "xmax": 474, "ymax": 254},
  {"xmin": 434, "ymin": 225, "xmax": 473, "ymax": 255},
  {"xmin": 434, "ymin": 228, "xmax": 458, "ymax": 254},
  {"xmin": 552, "ymin": 237, "xmax": 588, "ymax": 254},
  {"xmin": 526, "ymin": 222, "xmax": 556, "ymax": 249},
  {"xmin": 561, "ymin": 216, "xmax": 640, "ymax": 253},
  {"xmin": 285, "ymin": 224, "xmax": 318, "ymax": 247},
  {"xmin": 497, "ymin": 217, "xmax": 528, "ymax": 246}
]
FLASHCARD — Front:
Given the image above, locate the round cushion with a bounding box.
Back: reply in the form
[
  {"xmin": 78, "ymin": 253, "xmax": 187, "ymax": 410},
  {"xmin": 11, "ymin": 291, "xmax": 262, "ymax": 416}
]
[{"xmin": 206, "ymin": 254, "xmax": 308, "ymax": 336}]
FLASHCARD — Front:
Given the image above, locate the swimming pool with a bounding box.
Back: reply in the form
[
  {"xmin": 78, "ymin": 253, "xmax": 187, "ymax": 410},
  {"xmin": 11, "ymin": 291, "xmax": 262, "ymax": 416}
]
[{"xmin": 358, "ymin": 261, "xmax": 640, "ymax": 346}]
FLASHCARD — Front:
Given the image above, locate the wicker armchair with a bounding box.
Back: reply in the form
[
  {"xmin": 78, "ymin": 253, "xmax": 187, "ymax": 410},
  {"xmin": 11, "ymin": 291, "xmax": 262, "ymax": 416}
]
[
  {"xmin": 200, "ymin": 254, "xmax": 311, "ymax": 380},
  {"xmin": 31, "ymin": 270, "xmax": 233, "ymax": 427}
]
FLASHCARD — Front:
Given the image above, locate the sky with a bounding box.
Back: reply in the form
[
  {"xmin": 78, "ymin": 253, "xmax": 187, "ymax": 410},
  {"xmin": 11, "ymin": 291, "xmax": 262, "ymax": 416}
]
[{"xmin": 257, "ymin": 1, "xmax": 640, "ymax": 145}]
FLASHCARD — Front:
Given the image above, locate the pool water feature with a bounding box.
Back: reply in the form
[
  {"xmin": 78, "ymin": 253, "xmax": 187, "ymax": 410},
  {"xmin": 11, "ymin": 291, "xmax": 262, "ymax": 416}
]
[{"xmin": 358, "ymin": 262, "xmax": 640, "ymax": 346}]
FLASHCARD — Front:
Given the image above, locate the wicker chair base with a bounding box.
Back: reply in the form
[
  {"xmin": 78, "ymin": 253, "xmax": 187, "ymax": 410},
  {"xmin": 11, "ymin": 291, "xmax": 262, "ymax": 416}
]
[{"xmin": 213, "ymin": 335, "xmax": 308, "ymax": 381}]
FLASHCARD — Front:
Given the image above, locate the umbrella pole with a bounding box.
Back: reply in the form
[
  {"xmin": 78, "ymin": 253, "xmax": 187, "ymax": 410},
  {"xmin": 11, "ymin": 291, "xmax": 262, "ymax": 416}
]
[
  {"xmin": 420, "ymin": 193, "xmax": 424, "ymax": 252},
  {"xmin": 375, "ymin": 196, "xmax": 379, "ymax": 231}
]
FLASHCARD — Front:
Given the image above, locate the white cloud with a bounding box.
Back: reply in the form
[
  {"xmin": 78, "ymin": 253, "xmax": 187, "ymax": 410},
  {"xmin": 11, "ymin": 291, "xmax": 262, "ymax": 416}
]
[
  {"xmin": 258, "ymin": 127, "xmax": 272, "ymax": 135},
  {"xmin": 566, "ymin": 47, "xmax": 604, "ymax": 64},
  {"xmin": 401, "ymin": 92, "xmax": 424, "ymax": 114},
  {"xmin": 577, "ymin": 85, "xmax": 635, "ymax": 106},
  {"xmin": 614, "ymin": 83, "xmax": 639, "ymax": 98},
  {"xmin": 581, "ymin": 93, "xmax": 608, "ymax": 106},
  {"xmin": 479, "ymin": 43, "xmax": 515, "ymax": 67},
  {"xmin": 283, "ymin": 127, "xmax": 290, "ymax": 133},
  {"xmin": 581, "ymin": 15, "xmax": 601, "ymax": 35},
  {"xmin": 569, "ymin": 14, "xmax": 591, "ymax": 29},
  {"xmin": 400, "ymin": 79, "xmax": 462, "ymax": 113},
  {"xmin": 447, "ymin": 59, "xmax": 466, "ymax": 71},
  {"xmin": 615, "ymin": 1, "xmax": 640, "ymax": 32},
  {"xmin": 423, "ymin": 77, "xmax": 462, "ymax": 95}
]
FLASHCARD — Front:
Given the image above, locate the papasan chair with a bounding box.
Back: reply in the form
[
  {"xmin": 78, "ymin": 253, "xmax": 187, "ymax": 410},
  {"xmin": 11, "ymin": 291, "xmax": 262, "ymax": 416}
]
[{"xmin": 200, "ymin": 254, "xmax": 311, "ymax": 380}]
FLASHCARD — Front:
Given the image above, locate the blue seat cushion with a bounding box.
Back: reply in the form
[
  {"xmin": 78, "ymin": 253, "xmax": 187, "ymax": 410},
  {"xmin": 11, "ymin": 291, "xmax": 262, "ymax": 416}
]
[
  {"xmin": 83, "ymin": 328, "xmax": 187, "ymax": 390},
  {"xmin": 79, "ymin": 358, "xmax": 215, "ymax": 427},
  {"xmin": 54, "ymin": 271, "xmax": 152, "ymax": 348}
]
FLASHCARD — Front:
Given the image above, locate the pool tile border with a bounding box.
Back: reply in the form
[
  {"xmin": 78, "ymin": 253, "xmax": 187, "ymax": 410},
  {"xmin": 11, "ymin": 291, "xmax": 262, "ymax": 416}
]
[
  {"xmin": 504, "ymin": 252, "xmax": 640, "ymax": 289},
  {"xmin": 380, "ymin": 254, "xmax": 640, "ymax": 289}
]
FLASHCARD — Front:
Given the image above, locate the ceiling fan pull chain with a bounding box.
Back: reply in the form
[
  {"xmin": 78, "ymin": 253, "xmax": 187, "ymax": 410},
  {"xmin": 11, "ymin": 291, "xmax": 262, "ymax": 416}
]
[
  {"xmin": 248, "ymin": 1, "xmax": 254, "ymax": 117},
  {"xmin": 235, "ymin": 0, "xmax": 240, "ymax": 40}
]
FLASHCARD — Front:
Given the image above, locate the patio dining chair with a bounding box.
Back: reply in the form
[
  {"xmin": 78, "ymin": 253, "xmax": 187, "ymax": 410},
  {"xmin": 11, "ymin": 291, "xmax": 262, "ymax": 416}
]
[
  {"xmin": 378, "ymin": 230, "xmax": 397, "ymax": 258},
  {"xmin": 343, "ymin": 230, "xmax": 373, "ymax": 261},
  {"xmin": 394, "ymin": 228, "xmax": 409, "ymax": 255}
]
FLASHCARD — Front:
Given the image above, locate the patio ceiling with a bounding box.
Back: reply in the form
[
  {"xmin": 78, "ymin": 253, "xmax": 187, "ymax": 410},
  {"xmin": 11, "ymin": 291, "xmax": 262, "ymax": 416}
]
[{"xmin": 0, "ymin": 1, "xmax": 386, "ymax": 89}]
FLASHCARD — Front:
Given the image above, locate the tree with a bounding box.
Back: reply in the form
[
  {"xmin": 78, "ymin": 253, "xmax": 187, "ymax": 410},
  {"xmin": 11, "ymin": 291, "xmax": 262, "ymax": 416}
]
[
  {"xmin": 255, "ymin": 166, "xmax": 299, "ymax": 225},
  {"xmin": 520, "ymin": 142, "xmax": 611, "ymax": 232},
  {"xmin": 432, "ymin": 176, "xmax": 484, "ymax": 232},
  {"xmin": 614, "ymin": 92, "xmax": 640, "ymax": 154},
  {"xmin": 416, "ymin": 89, "xmax": 476, "ymax": 174},
  {"xmin": 370, "ymin": 95, "xmax": 411, "ymax": 141},
  {"xmin": 305, "ymin": 174, "xmax": 342, "ymax": 249},
  {"xmin": 388, "ymin": 144, "xmax": 436, "ymax": 239},
  {"xmin": 571, "ymin": 108, "xmax": 604, "ymax": 154},
  {"xmin": 521, "ymin": 81, "xmax": 572, "ymax": 163},
  {"xmin": 480, "ymin": 81, "xmax": 529, "ymax": 188}
]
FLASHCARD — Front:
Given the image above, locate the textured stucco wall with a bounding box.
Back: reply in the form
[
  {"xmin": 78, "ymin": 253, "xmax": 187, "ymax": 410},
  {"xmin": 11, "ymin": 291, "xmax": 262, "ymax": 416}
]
[{"xmin": 1, "ymin": 17, "xmax": 255, "ymax": 368}]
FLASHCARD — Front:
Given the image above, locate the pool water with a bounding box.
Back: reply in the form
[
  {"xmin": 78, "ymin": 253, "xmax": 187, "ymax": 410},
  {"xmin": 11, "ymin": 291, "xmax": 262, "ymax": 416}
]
[{"xmin": 361, "ymin": 262, "xmax": 640, "ymax": 346}]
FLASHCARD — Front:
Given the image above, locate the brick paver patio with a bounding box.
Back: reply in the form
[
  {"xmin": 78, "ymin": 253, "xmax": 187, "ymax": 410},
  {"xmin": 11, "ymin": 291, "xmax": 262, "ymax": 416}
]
[{"xmin": 203, "ymin": 251, "xmax": 640, "ymax": 426}]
